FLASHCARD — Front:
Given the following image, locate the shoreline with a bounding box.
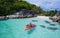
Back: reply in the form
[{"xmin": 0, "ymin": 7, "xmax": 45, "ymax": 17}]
[
  {"xmin": 0, "ymin": 15, "xmax": 60, "ymax": 23},
  {"xmin": 0, "ymin": 15, "xmax": 37, "ymax": 20},
  {"xmin": 0, "ymin": 15, "xmax": 49, "ymax": 19},
  {"xmin": 37, "ymin": 16, "xmax": 49, "ymax": 18}
]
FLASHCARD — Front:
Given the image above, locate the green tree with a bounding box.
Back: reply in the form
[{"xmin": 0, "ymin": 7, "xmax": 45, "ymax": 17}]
[
  {"xmin": 47, "ymin": 10, "xmax": 57, "ymax": 16},
  {"xmin": 0, "ymin": 0, "xmax": 45, "ymax": 16}
]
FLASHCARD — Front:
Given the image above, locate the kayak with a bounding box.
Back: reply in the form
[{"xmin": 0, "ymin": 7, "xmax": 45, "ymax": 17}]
[
  {"xmin": 25, "ymin": 27, "xmax": 31, "ymax": 30},
  {"xmin": 25, "ymin": 24, "xmax": 35, "ymax": 30}
]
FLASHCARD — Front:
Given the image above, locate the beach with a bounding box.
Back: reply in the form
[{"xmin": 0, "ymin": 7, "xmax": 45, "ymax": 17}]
[{"xmin": 36, "ymin": 16, "xmax": 49, "ymax": 19}]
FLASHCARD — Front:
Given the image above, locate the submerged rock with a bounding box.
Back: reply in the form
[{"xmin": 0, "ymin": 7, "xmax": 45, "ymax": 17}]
[
  {"xmin": 45, "ymin": 21, "xmax": 51, "ymax": 24},
  {"xmin": 58, "ymin": 23, "xmax": 60, "ymax": 25},
  {"xmin": 50, "ymin": 24, "xmax": 56, "ymax": 26},
  {"xmin": 40, "ymin": 25, "xmax": 46, "ymax": 28},
  {"xmin": 49, "ymin": 16, "xmax": 60, "ymax": 22},
  {"xmin": 32, "ymin": 20, "xmax": 38, "ymax": 22},
  {"xmin": 47, "ymin": 27, "xmax": 58, "ymax": 30}
]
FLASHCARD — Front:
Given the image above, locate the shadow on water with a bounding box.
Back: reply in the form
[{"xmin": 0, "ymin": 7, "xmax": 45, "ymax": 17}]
[
  {"xmin": 27, "ymin": 28, "xmax": 35, "ymax": 34},
  {"xmin": 0, "ymin": 19, "xmax": 8, "ymax": 21},
  {"xmin": 27, "ymin": 26, "xmax": 36, "ymax": 34},
  {"xmin": 40, "ymin": 25, "xmax": 46, "ymax": 28}
]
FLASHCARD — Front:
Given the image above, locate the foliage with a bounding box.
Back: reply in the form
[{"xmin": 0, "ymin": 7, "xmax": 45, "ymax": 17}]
[
  {"xmin": 0, "ymin": 0, "xmax": 42, "ymax": 16},
  {"xmin": 0, "ymin": 0, "xmax": 60, "ymax": 16},
  {"xmin": 47, "ymin": 10, "xmax": 57, "ymax": 16}
]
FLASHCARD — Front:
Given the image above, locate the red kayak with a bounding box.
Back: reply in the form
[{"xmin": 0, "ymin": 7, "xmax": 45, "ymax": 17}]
[{"xmin": 25, "ymin": 23, "xmax": 35, "ymax": 30}]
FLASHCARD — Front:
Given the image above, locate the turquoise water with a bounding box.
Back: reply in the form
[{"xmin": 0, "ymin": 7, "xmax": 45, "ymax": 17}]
[{"xmin": 0, "ymin": 18, "xmax": 60, "ymax": 38}]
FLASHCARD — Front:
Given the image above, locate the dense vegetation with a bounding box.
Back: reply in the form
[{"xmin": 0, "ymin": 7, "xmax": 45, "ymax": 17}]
[
  {"xmin": 46, "ymin": 10, "xmax": 60, "ymax": 16},
  {"xmin": 0, "ymin": 0, "xmax": 60, "ymax": 16}
]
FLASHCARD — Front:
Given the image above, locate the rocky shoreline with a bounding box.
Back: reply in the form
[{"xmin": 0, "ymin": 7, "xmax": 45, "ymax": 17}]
[
  {"xmin": 0, "ymin": 9, "xmax": 39, "ymax": 20},
  {"xmin": 0, "ymin": 15, "xmax": 37, "ymax": 20},
  {"xmin": 0, "ymin": 15, "xmax": 60, "ymax": 23},
  {"xmin": 49, "ymin": 16, "xmax": 60, "ymax": 23}
]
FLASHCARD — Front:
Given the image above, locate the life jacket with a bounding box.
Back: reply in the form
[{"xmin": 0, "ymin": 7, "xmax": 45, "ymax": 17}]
[{"xmin": 30, "ymin": 24, "xmax": 35, "ymax": 28}]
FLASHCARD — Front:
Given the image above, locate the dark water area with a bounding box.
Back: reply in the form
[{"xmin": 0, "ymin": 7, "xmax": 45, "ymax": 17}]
[
  {"xmin": 40, "ymin": 25, "xmax": 46, "ymax": 28},
  {"xmin": 47, "ymin": 27, "xmax": 58, "ymax": 30},
  {"xmin": 45, "ymin": 21, "xmax": 51, "ymax": 24},
  {"xmin": 50, "ymin": 24, "xmax": 56, "ymax": 26},
  {"xmin": 27, "ymin": 27, "xmax": 36, "ymax": 34},
  {"xmin": 58, "ymin": 23, "xmax": 60, "ymax": 25},
  {"xmin": 0, "ymin": 19, "xmax": 8, "ymax": 21},
  {"xmin": 32, "ymin": 20, "xmax": 38, "ymax": 22}
]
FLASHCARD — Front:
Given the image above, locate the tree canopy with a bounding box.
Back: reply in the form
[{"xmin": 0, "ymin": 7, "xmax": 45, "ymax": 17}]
[
  {"xmin": 0, "ymin": 0, "xmax": 43, "ymax": 16},
  {"xmin": 0, "ymin": 0, "xmax": 60, "ymax": 16}
]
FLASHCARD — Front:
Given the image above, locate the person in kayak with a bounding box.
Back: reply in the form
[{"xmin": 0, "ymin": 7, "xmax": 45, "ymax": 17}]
[
  {"xmin": 27, "ymin": 23, "xmax": 35, "ymax": 28},
  {"xmin": 25, "ymin": 23, "xmax": 35, "ymax": 30},
  {"xmin": 29, "ymin": 23, "xmax": 35, "ymax": 28}
]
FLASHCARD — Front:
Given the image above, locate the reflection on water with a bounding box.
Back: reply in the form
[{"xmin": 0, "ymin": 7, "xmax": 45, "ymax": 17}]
[
  {"xmin": 27, "ymin": 27, "xmax": 36, "ymax": 34},
  {"xmin": 0, "ymin": 19, "xmax": 8, "ymax": 21}
]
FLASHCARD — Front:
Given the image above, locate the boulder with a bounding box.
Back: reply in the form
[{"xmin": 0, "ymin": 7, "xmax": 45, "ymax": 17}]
[{"xmin": 49, "ymin": 16, "xmax": 60, "ymax": 22}]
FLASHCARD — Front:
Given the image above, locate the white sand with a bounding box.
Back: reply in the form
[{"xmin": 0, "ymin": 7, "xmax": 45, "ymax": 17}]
[{"xmin": 36, "ymin": 16, "xmax": 49, "ymax": 20}]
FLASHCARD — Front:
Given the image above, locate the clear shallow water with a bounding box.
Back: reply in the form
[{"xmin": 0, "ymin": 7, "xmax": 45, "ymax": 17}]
[{"xmin": 0, "ymin": 18, "xmax": 60, "ymax": 38}]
